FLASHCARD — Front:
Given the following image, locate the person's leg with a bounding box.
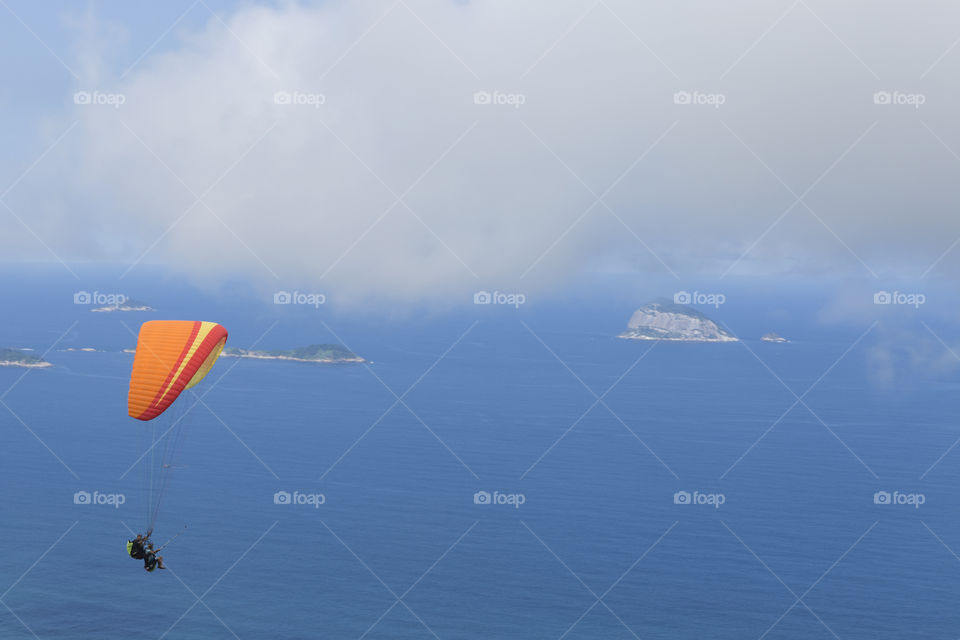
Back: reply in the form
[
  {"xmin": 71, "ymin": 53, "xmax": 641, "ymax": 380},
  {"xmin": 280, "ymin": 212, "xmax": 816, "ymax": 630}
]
[{"xmin": 157, "ymin": 555, "xmax": 166, "ymax": 569}]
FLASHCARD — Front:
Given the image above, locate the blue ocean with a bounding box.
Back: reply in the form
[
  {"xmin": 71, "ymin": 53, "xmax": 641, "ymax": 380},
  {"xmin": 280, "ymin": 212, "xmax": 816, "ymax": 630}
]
[{"xmin": 2, "ymin": 269, "xmax": 959, "ymax": 639}]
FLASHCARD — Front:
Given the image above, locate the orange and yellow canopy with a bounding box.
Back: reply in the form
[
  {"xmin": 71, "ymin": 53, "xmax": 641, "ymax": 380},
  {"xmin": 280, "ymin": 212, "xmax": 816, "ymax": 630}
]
[{"xmin": 128, "ymin": 320, "xmax": 228, "ymax": 421}]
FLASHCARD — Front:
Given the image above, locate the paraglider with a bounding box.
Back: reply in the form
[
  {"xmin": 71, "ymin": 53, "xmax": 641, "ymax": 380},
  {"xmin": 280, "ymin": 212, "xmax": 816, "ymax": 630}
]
[
  {"xmin": 127, "ymin": 532, "xmax": 148, "ymax": 559},
  {"xmin": 126, "ymin": 321, "xmax": 228, "ymax": 572},
  {"xmin": 142, "ymin": 543, "xmax": 166, "ymax": 572}
]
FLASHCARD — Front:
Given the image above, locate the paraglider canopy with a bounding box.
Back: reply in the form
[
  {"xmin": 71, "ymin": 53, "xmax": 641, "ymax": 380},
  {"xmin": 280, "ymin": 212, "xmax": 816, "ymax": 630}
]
[{"xmin": 128, "ymin": 320, "xmax": 228, "ymax": 421}]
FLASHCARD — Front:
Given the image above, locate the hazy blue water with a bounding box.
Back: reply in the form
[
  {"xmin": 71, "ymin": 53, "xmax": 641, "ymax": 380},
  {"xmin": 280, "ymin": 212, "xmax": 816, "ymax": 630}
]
[{"xmin": 2, "ymin": 272, "xmax": 960, "ymax": 638}]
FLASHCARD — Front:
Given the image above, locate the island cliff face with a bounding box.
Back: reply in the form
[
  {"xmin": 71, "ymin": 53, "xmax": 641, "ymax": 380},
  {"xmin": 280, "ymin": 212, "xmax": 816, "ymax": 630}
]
[{"xmin": 618, "ymin": 300, "xmax": 738, "ymax": 342}]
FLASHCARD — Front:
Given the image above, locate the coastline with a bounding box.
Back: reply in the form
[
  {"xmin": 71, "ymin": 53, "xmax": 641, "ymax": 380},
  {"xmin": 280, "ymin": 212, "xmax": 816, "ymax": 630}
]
[
  {"xmin": 90, "ymin": 305, "xmax": 153, "ymax": 313},
  {"xmin": 0, "ymin": 360, "xmax": 52, "ymax": 368},
  {"xmin": 221, "ymin": 353, "xmax": 366, "ymax": 364},
  {"xmin": 617, "ymin": 333, "xmax": 739, "ymax": 343}
]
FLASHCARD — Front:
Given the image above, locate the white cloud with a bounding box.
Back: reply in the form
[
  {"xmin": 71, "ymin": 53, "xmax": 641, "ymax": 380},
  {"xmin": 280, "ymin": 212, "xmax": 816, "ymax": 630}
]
[{"xmin": 6, "ymin": 0, "xmax": 960, "ymax": 303}]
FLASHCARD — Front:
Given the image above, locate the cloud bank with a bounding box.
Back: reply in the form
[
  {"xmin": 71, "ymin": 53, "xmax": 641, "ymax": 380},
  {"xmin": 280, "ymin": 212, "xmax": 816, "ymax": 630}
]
[{"xmin": 6, "ymin": 0, "xmax": 960, "ymax": 303}]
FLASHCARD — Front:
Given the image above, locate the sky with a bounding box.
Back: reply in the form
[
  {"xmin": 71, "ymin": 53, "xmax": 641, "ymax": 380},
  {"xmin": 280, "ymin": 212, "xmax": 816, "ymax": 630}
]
[{"xmin": 2, "ymin": 0, "xmax": 960, "ymax": 307}]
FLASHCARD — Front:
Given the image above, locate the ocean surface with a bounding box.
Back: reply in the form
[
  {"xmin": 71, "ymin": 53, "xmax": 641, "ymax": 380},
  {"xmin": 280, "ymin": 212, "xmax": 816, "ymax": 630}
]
[{"xmin": 1, "ymin": 271, "xmax": 959, "ymax": 638}]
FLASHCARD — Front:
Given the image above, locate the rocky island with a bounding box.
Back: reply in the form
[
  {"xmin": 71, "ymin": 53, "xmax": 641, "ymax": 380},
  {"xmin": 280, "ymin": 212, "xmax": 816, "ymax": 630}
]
[
  {"xmin": 0, "ymin": 348, "xmax": 52, "ymax": 368},
  {"xmin": 91, "ymin": 299, "xmax": 153, "ymax": 312},
  {"xmin": 222, "ymin": 344, "xmax": 365, "ymax": 364},
  {"xmin": 618, "ymin": 299, "xmax": 738, "ymax": 342},
  {"xmin": 761, "ymin": 332, "xmax": 788, "ymax": 343}
]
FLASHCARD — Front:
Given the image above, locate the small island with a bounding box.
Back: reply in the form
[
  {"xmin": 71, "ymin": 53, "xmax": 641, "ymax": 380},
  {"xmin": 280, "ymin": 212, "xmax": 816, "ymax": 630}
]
[
  {"xmin": 761, "ymin": 332, "xmax": 789, "ymax": 343},
  {"xmin": 91, "ymin": 299, "xmax": 153, "ymax": 313},
  {"xmin": 0, "ymin": 348, "xmax": 52, "ymax": 368},
  {"xmin": 618, "ymin": 299, "xmax": 738, "ymax": 342},
  {"xmin": 222, "ymin": 344, "xmax": 365, "ymax": 364}
]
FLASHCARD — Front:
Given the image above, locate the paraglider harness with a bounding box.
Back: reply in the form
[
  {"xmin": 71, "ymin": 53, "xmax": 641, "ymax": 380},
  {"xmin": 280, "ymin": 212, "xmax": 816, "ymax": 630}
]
[{"xmin": 127, "ymin": 533, "xmax": 150, "ymax": 560}]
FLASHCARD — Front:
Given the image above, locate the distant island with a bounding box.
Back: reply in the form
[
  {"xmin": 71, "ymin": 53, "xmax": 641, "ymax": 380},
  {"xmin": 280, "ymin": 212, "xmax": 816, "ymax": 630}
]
[
  {"xmin": 0, "ymin": 348, "xmax": 52, "ymax": 368},
  {"xmin": 222, "ymin": 344, "xmax": 365, "ymax": 363},
  {"xmin": 91, "ymin": 299, "xmax": 153, "ymax": 313},
  {"xmin": 618, "ymin": 299, "xmax": 738, "ymax": 342},
  {"xmin": 761, "ymin": 332, "xmax": 789, "ymax": 343}
]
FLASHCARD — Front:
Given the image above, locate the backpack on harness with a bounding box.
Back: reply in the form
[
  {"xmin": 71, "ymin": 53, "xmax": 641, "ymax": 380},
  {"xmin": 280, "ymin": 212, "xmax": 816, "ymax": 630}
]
[{"xmin": 127, "ymin": 539, "xmax": 147, "ymax": 560}]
